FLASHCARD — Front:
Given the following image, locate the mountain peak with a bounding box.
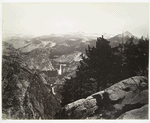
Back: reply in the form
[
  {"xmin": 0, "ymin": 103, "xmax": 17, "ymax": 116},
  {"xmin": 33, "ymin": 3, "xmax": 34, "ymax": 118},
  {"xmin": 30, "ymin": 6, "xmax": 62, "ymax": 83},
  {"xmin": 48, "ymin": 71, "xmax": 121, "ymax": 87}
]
[
  {"xmin": 123, "ymin": 31, "xmax": 133, "ymax": 37},
  {"xmin": 115, "ymin": 31, "xmax": 134, "ymax": 38}
]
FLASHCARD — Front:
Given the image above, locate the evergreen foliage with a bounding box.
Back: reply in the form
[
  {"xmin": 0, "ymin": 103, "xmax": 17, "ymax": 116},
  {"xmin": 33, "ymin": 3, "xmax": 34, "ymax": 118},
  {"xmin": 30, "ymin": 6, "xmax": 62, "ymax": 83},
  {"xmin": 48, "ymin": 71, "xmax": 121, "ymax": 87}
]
[
  {"xmin": 60, "ymin": 36, "xmax": 122, "ymax": 106},
  {"xmin": 123, "ymin": 36, "xmax": 148, "ymax": 77},
  {"xmin": 60, "ymin": 36, "xmax": 149, "ymax": 107}
]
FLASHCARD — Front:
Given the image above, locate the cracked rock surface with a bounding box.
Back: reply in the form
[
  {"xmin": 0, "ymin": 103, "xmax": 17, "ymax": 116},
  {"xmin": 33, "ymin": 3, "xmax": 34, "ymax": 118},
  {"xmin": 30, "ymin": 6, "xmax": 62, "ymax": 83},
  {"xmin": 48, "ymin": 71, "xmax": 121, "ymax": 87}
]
[{"xmin": 57, "ymin": 76, "xmax": 148, "ymax": 119}]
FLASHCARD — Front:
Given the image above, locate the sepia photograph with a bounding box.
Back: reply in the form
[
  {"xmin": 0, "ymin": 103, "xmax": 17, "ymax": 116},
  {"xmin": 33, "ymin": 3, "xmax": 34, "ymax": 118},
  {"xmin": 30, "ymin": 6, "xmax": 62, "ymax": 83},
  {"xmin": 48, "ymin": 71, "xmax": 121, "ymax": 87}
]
[{"xmin": 1, "ymin": 1, "xmax": 149, "ymax": 120}]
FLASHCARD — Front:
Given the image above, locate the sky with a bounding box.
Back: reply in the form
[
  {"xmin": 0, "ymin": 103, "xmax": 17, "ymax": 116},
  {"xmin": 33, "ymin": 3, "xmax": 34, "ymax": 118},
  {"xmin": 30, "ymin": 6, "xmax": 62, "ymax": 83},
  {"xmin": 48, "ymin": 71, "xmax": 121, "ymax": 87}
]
[{"xmin": 2, "ymin": 2, "xmax": 149, "ymax": 37}]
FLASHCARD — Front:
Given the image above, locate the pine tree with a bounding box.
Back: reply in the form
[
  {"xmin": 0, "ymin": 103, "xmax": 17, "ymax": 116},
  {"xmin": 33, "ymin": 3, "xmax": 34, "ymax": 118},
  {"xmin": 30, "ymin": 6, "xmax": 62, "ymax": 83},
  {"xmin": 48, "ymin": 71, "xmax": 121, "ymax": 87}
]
[
  {"xmin": 60, "ymin": 36, "xmax": 120, "ymax": 106},
  {"xmin": 136, "ymin": 37, "xmax": 148, "ymax": 76},
  {"xmin": 123, "ymin": 36, "xmax": 149, "ymax": 77}
]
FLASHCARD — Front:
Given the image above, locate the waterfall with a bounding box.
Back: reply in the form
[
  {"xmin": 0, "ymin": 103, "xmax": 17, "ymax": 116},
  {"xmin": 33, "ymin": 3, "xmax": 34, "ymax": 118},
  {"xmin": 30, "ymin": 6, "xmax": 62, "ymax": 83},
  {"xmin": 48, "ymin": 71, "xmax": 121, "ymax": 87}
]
[
  {"xmin": 57, "ymin": 64, "xmax": 66, "ymax": 75},
  {"xmin": 58, "ymin": 64, "xmax": 62, "ymax": 75}
]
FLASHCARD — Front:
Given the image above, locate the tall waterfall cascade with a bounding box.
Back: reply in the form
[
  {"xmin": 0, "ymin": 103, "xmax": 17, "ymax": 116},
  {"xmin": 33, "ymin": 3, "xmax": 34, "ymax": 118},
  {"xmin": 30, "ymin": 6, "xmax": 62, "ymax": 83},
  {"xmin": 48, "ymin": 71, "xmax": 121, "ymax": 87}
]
[{"xmin": 57, "ymin": 64, "xmax": 66, "ymax": 75}]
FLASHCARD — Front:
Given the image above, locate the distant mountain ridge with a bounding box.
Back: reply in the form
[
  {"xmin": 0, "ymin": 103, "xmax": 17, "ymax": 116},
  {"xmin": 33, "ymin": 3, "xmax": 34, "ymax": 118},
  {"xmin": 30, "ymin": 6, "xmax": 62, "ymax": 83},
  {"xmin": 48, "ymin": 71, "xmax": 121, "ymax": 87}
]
[
  {"xmin": 108, "ymin": 31, "xmax": 139, "ymax": 47},
  {"xmin": 116, "ymin": 31, "xmax": 134, "ymax": 37},
  {"xmin": 3, "ymin": 31, "xmax": 113, "ymax": 51},
  {"xmin": 2, "ymin": 31, "xmax": 139, "ymax": 74},
  {"xmin": 19, "ymin": 40, "xmax": 56, "ymax": 53}
]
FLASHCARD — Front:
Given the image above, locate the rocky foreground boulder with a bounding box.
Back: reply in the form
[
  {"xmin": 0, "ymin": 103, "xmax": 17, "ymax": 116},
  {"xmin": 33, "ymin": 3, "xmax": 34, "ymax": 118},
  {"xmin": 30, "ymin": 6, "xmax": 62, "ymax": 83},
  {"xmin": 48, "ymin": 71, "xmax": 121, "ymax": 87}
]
[{"xmin": 56, "ymin": 76, "xmax": 148, "ymax": 119}]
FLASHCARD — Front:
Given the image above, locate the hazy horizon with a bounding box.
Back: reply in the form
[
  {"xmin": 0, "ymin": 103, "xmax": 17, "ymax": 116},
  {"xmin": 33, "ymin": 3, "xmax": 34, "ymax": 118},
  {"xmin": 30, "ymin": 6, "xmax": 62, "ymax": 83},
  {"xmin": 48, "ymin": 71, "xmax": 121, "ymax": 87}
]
[{"xmin": 2, "ymin": 3, "xmax": 149, "ymax": 37}]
